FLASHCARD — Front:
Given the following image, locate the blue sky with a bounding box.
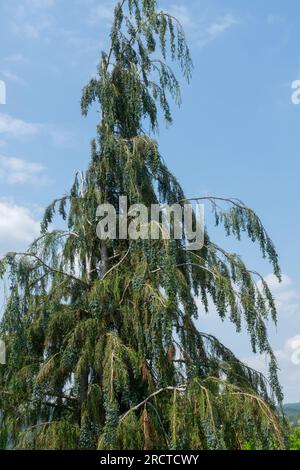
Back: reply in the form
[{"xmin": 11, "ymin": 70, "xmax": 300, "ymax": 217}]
[{"xmin": 0, "ymin": 0, "xmax": 300, "ymax": 403}]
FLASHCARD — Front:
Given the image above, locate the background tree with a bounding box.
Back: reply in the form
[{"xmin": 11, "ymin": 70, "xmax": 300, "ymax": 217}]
[
  {"xmin": 289, "ymin": 429, "xmax": 300, "ymax": 450},
  {"xmin": 0, "ymin": 0, "xmax": 286, "ymax": 450}
]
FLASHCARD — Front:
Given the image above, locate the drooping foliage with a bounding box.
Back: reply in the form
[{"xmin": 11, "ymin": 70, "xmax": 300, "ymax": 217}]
[{"xmin": 0, "ymin": 0, "xmax": 286, "ymax": 450}]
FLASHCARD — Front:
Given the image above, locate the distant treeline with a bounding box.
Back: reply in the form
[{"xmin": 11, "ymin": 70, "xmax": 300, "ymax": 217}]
[{"xmin": 283, "ymin": 403, "xmax": 300, "ymax": 428}]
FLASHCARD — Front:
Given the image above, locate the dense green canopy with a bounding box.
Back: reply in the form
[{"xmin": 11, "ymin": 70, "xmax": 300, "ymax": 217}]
[{"xmin": 0, "ymin": 0, "xmax": 286, "ymax": 450}]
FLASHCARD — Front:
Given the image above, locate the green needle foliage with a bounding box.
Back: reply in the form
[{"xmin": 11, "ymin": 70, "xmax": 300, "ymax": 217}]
[{"xmin": 0, "ymin": 0, "xmax": 286, "ymax": 450}]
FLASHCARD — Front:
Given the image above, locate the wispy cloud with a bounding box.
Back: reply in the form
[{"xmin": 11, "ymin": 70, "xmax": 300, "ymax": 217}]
[
  {"xmin": 204, "ymin": 14, "xmax": 238, "ymax": 43},
  {"xmin": 0, "ymin": 155, "xmax": 48, "ymax": 185},
  {"xmin": 4, "ymin": 1, "xmax": 100, "ymax": 68},
  {"xmin": 0, "ymin": 113, "xmax": 73, "ymax": 147},
  {"xmin": 0, "ymin": 113, "xmax": 41, "ymax": 138},
  {"xmin": 167, "ymin": 4, "xmax": 239, "ymax": 48},
  {"xmin": 1, "ymin": 70, "xmax": 27, "ymax": 86},
  {"xmin": 9, "ymin": 0, "xmax": 55, "ymax": 40},
  {"xmin": 196, "ymin": 14, "xmax": 239, "ymax": 48}
]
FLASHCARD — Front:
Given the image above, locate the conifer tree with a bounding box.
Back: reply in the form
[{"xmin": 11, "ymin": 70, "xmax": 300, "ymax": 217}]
[{"xmin": 0, "ymin": 0, "xmax": 286, "ymax": 450}]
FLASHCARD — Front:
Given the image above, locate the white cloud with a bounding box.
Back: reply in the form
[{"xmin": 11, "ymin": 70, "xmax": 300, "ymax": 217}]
[
  {"xmin": 0, "ymin": 155, "xmax": 47, "ymax": 185},
  {"xmin": 262, "ymin": 273, "xmax": 292, "ymax": 291},
  {"xmin": 208, "ymin": 14, "xmax": 238, "ymax": 37},
  {"xmin": 0, "ymin": 200, "xmax": 40, "ymax": 254},
  {"xmin": 6, "ymin": 0, "xmax": 96, "ymax": 62},
  {"xmin": 167, "ymin": 5, "xmax": 238, "ymax": 48},
  {"xmin": 1, "ymin": 70, "xmax": 27, "ymax": 86},
  {"xmin": 276, "ymin": 335, "xmax": 300, "ymax": 364},
  {"xmin": 0, "ymin": 113, "xmax": 41, "ymax": 138},
  {"xmin": 198, "ymin": 14, "xmax": 239, "ymax": 47},
  {"xmin": 9, "ymin": 0, "xmax": 55, "ymax": 40},
  {"xmin": 0, "ymin": 113, "xmax": 72, "ymax": 147}
]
